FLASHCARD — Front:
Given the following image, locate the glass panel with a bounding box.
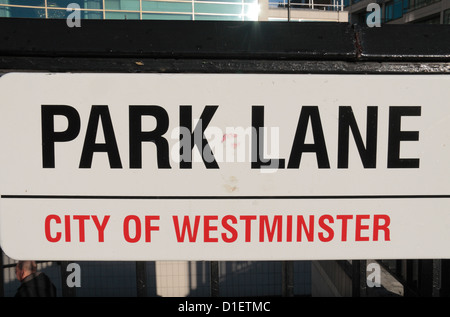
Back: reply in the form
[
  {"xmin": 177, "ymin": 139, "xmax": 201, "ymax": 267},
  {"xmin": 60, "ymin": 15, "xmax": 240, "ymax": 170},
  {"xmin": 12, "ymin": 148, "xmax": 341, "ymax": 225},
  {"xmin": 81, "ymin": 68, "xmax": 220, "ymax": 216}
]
[
  {"xmin": 105, "ymin": 0, "xmax": 140, "ymax": 10},
  {"xmin": 119, "ymin": 0, "xmax": 140, "ymax": 10},
  {"xmin": 47, "ymin": 8, "xmax": 103, "ymax": 19},
  {"xmin": 291, "ymin": 0, "xmax": 310, "ymax": 9},
  {"xmin": 7, "ymin": 0, "xmax": 45, "ymax": 6},
  {"xmin": 142, "ymin": 1, "xmax": 192, "ymax": 13},
  {"xmin": 243, "ymin": 3, "xmax": 257, "ymax": 13},
  {"xmin": 86, "ymin": 0, "xmax": 103, "ymax": 9},
  {"xmin": 445, "ymin": 9, "xmax": 450, "ymax": 24},
  {"xmin": 142, "ymin": 12, "xmax": 191, "ymax": 19},
  {"xmin": 403, "ymin": 0, "xmax": 409, "ymax": 11},
  {"xmin": 385, "ymin": 2, "xmax": 393, "ymax": 21},
  {"xmin": 8, "ymin": 6, "xmax": 45, "ymax": 18},
  {"xmin": 47, "ymin": 8, "xmax": 67, "ymax": 18},
  {"xmin": 411, "ymin": 0, "xmax": 441, "ymax": 10},
  {"xmin": 383, "ymin": 0, "xmax": 408, "ymax": 20},
  {"xmin": 392, "ymin": 0, "xmax": 403, "ymax": 19},
  {"xmin": 195, "ymin": 2, "xmax": 243, "ymax": 14},
  {"xmin": 105, "ymin": 11, "xmax": 140, "ymax": 18},
  {"xmin": 105, "ymin": 0, "xmax": 120, "ymax": 9},
  {"xmin": 196, "ymin": 0, "xmax": 244, "ymax": 3},
  {"xmin": 47, "ymin": 0, "xmax": 103, "ymax": 9},
  {"xmin": 194, "ymin": 13, "xmax": 241, "ymax": 20},
  {"xmin": 243, "ymin": 3, "xmax": 259, "ymax": 19},
  {"xmin": 269, "ymin": 0, "xmax": 293, "ymax": 7},
  {"xmin": 0, "ymin": 6, "xmax": 10, "ymax": 17},
  {"xmin": 48, "ymin": 0, "xmax": 78, "ymax": 8},
  {"xmin": 83, "ymin": 10, "xmax": 103, "ymax": 18}
]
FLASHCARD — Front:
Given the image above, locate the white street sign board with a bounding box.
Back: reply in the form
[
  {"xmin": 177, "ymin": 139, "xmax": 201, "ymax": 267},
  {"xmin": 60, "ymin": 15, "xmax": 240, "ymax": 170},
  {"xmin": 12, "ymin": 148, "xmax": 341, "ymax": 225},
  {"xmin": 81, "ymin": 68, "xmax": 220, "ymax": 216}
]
[{"xmin": 0, "ymin": 72, "xmax": 449, "ymax": 260}]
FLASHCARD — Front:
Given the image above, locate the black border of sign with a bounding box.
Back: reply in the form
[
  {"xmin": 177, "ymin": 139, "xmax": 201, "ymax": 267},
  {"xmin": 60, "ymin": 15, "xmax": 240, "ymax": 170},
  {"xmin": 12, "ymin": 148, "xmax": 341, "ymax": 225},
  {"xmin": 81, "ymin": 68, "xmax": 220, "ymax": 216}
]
[{"xmin": 3, "ymin": 195, "xmax": 450, "ymax": 199}]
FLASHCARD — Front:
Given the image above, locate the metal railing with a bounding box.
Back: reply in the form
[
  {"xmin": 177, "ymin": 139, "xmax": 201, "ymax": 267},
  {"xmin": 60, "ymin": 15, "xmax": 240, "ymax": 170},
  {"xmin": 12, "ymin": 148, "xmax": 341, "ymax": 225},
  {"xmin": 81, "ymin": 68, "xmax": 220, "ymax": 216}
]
[
  {"xmin": 0, "ymin": 256, "xmax": 311, "ymax": 297},
  {"xmin": 270, "ymin": 0, "xmax": 345, "ymax": 11}
]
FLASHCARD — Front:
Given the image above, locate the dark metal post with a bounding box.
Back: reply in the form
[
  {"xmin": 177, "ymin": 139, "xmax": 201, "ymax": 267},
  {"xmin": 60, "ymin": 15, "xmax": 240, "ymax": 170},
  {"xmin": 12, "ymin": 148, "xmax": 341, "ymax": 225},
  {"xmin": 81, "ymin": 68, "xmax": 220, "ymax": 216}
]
[
  {"xmin": 360, "ymin": 260, "xmax": 367, "ymax": 296},
  {"xmin": 0, "ymin": 248, "xmax": 4, "ymax": 297},
  {"xmin": 136, "ymin": 261, "xmax": 147, "ymax": 297},
  {"xmin": 419, "ymin": 260, "xmax": 433, "ymax": 296},
  {"xmin": 432, "ymin": 259, "xmax": 441, "ymax": 297},
  {"xmin": 210, "ymin": 261, "xmax": 219, "ymax": 297},
  {"xmin": 352, "ymin": 260, "xmax": 367, "ymax": 297},
  {"xmin": 287, "ymin": 0, "xmax": 291, "ymax": 21},
  {"xmin": 439, "ymin": 260, "xmax": 450, "ymax": 297},
  {"xmin": 352, "ymin": 260, "xmax": 360, "ymax": 297},
  {"xmin": 405, "ymin": 260, "xmax": 415, "ymax": 296},
  {"xmin": 282, "ymin": 261, "xmax": 294, "ymax": 297}
]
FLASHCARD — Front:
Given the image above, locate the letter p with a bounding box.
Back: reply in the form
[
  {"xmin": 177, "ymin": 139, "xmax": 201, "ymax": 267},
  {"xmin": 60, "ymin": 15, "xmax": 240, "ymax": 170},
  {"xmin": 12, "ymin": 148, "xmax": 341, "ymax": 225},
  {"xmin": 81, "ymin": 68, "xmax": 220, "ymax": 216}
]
[{"xmin": 42, "ymin": 105, "xmax": 81, "ymax": 168}]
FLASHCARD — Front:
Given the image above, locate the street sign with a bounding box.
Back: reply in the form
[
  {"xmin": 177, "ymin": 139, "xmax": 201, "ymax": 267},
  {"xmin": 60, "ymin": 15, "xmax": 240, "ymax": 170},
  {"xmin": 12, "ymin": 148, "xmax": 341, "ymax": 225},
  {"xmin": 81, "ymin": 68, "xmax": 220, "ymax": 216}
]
[{"xmin": 0, "ymin": 72, "xmax": 449, "ymax": 260}]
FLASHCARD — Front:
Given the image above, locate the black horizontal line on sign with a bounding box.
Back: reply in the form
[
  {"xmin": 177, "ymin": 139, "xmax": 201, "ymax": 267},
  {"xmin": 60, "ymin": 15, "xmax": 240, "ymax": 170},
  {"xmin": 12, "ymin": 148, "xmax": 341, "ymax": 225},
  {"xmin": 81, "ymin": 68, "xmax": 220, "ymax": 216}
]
[{"xmin": 2, "ymin": 195, "xmax": 450, "ymax": 200}]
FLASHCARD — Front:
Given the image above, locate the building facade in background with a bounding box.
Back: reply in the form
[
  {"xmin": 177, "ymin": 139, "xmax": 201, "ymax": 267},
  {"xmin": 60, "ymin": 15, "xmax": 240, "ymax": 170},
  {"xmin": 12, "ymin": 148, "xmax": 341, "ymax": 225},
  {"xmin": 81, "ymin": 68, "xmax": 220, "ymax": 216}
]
[
  {"xmin": 0, "ymin": 0, "xmax": 348, "ymax": 22},
  {"xmin": 1, "ymin": 0, "xmax": 449, "ymax": 23},
  {"xmin": 345, "ymin": 0, "xmax": 450, "ymax": 24}
]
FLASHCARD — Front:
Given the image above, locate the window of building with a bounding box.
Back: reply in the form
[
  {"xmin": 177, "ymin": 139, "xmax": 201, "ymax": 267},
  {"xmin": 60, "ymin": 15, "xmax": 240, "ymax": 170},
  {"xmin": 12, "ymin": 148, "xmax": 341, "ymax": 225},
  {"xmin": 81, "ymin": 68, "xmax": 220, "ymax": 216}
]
[
  {"xmin": 195, "ymin": 3, "xmax": 244, "ymax": 15},
  {"xmin": 3, "ymin": 0, "xmax": 45, "ymax": 5},
  {"xmin": 444, "ymin": 8, "xmax": 450, "ymax": 24},
  {"xmin": 47, "ymin": 8, "xmax": 104, "ymax": 19},
  {"xmin": 410, "ymin": 0, "xmax": 441, "ymax": 11},
  {"xmin": 385, "ymin": 0, "xmax": 409, "ymax": 22},
  {"xmin": 105, "ymin": 0, "xmax": 140, "ymax": 10},
  {"xmin": 142, "ymin": 12, "xmax": 192, "ymax": 19},
  {"xmin": 48, "ymin": 0, "xmax": 103, "ymax": 9},
  {"xmin": 105, "ymin": 11, "xmax": 140, "ymax": 18},
  {"xmin": 412, "ymin": 13, "xmax": 440, "ymax": 23},
  {"xmin": 4, "ymin": 6, "xmax": 46, "ymax": 18},
  {"xmin": 142, "ymin": 1, "xmax": 192, "ymax": 13}
]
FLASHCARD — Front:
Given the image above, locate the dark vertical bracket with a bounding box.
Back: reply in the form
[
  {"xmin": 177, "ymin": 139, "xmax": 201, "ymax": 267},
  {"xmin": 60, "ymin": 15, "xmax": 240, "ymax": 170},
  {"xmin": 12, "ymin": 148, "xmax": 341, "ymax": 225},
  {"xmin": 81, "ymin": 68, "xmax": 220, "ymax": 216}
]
[
  {"xmin": 0, "ymin": 248, "xmax": 3, "ymax": 297},
  {"xmin": 282, "ymin": 261, "xmax": 294, "ymax": 297},
  {"xmin": 210, "ymin": 261, "xmax": 219, "ymax": 297},
  {"xmin": 136, "ymin": 261, "xmax": 147, "ymax": 297},
  {"xmin": 352, "ymin": 260, "xmax": 367, "ymax": 297},
  {"xmin": 419, "ymin": 260, "xmax": 433, "ymax": 296},
  {"xmin": 438, "ymin": 260, "xmax": 450, "ymax": 296},
  {"xmin": 432, "ymin": 259, "xmax": 441, "ymax": 297}
]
